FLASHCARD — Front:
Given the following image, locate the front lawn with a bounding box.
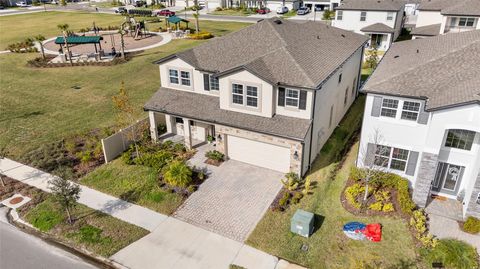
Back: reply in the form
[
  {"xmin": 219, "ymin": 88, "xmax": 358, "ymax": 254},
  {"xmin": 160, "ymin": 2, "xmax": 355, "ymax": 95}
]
[
  {"xmin": 209, "ymin": 9, "xmax": 252, "ymax": 16},
  {"xmin": 247, "ymin": 96, "xmax": 419, "ymax": 268},
  {"xmin": 0, "ymin": 12, "xmax": 251, "ymax": 158}
]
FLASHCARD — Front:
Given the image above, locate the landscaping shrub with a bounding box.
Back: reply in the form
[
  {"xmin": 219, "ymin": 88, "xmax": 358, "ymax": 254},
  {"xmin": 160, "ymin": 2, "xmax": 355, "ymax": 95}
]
[
  {"xmin": 368, "ymin": 201, "xmax": 383, "ymax": 211},
  {"xmin": 187, "ymin": 31, "xmax": 214, "ymax": 40},
  {"xmin": 382, "ymin": 203, "xmax": 394, "ymax": 212},
  {"xmin": 121, "ymin": 148, "xmax": 135, "ymax": 165},
  {"xmin": 421, "ymin": 239, "xmax": 478, "ymax": 269},
  {"xmin": 162, "ymin": 160, "xmax": 192, "ymax": 188},
  {"xmin": 292, "ymin": 192, "xmax": 303, "ymax": 204},
  {"xmin": 281, "ymin": 172, "xmax": 300, "ymax": 191},
  {"xmin": 135, "ymin": 150, "xmax": 173, "ymax": 171},
  {"xmin": 397, "ymin": 179, "xmax": 416, "ymax": 215},
  {"xmin": 349, "ymin": 167, "xmax": 366, "ymax": 182},
  {"xmin": 410, "ymin": 210, "xmax": 437, "ymax": 248},
  {"xmin": 463, "ymin": 216, "xmax": 480, "ymax": 234},
  {"xmin": 205, "ymin": 150, "xmax": 224, "ymax": 162},
  {"xmin": 278, "ymin": 192, "xmax": 290, "ymax": 207},
  {"xmin": 6, "ymin": 38, "xmax": 37, "ymax": 53},
  {"xmin": 173, "ymin": 143, "xmax": 186, "ymax": 153},
  {"xmin": 345, "ymin": 183, "xmax": 365, "ymax": 209}
]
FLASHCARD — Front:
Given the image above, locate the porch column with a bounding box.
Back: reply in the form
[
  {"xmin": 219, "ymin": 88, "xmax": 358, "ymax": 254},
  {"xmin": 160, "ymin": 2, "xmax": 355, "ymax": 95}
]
[
  {"xmin": 290, "ymin": 143, "xmax": 303, "ymax": 176},
  {"xmin": 165, "ymin": 115, "xmax": 174, "ymax": 133},
  {"xmin": 149, "ymin": 111, "xmax": 159, "ymax": 142},
  {"xmin": 183, "ymin": 118, "xmax": 192, "ymax": 149},
  {"xmin": 466, "ymin": 172, "xmax": 480, "ymax": 219},
  {"xmin": 412, "ymin": 152, "xmax": 439, "ymax": 207}
]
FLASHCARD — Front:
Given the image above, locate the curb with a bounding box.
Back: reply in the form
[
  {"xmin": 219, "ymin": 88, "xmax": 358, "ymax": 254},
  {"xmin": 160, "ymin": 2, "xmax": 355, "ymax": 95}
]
[{"xmin": 6, "ymin": 208, "xmax": 128, "ymax": 269}]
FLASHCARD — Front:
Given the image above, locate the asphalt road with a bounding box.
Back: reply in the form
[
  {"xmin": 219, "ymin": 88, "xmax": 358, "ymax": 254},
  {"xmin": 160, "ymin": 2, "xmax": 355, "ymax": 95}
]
[{"xmin": 0, "ymin": 214, "xmax": 98, "ymax": 269}]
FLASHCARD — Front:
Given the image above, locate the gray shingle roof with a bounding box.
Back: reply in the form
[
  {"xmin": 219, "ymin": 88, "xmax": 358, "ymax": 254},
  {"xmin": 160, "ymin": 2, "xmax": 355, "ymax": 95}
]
[
  {"xmin": 157, "ymin": 18, "xmax": 368, "ymax": 89},
  {"xmin": 144, "ymin": 88, "xmax": 312, "ymax": 141},
  {"xmin": 335, "ymin": 0, "xmax": 405, "ymax": 11},
  {"xmin": 361, "ymin": 23, "xmax": 395, "ymax": 33},
  {"xmin": 418, "ymin": 0, "xmax": 480, "ymax": 16},
  {"xmin": 411, "ymin": 23, "xmax": 441, "ymax": 36},
  {"xmin": 362, "ymin": 30, "xmax": 480, "ymax": 111}
]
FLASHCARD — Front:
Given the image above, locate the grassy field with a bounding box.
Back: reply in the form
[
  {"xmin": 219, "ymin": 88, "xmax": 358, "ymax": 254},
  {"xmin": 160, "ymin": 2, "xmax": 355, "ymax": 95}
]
[
  {"xmin": 209, "ymin": 9, "xmax": 252, "ymax": 16},
  {"xmin": 24, "ymin": 196, "xmax": 149, "ymax": 257},
  {"xmin": 0, "ymin": 12, "xmax": 250, "ymax": 158},
  {"xmin": 246, "ymin": 96, "xmax": 420, "ymax": 268},
  {"xmin": 80, "ymin": 159, "xmax": 184, "ymax": 215}
]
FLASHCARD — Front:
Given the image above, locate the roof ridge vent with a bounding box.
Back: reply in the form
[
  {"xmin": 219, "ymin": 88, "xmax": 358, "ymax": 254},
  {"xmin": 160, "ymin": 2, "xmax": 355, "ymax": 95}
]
[
  {"xmin": 417, "ymin": 49, "xmax": 419, "ymax": 53},
  {"xmin": 341, "ymin": 34, "xmax": 345, "ymax": 38},
  {"xmin": 394, "ymin": 55, "xmax": 399, "ymax": 58},
  {"xmin": 273, "ymin": 19, "xmax": 282, "ymax": 24},
  {"xmin": 317, "ymin": 35, "xmax": 320, "ymax": 39}
]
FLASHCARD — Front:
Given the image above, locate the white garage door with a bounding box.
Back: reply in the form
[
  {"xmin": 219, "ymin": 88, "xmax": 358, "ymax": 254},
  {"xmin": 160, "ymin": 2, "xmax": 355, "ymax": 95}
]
[{"xmin": 227, "ymin": 135, "xmax": 291, "ymax": 173}]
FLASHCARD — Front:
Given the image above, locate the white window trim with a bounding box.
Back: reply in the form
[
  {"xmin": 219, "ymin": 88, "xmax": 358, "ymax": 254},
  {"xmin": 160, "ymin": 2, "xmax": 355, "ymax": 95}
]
[
  {"xmin": 380, "ymin": 98, "xmax": 398, "ymax": 118},
  {"xmin": 209, "ymin": 74, "xmax": 220, "ymax": 91},
  {"xmin": 400, "ymin": 101, "xmax": 420, "ymax": 121},
  {"xmin": 337, "ymin": 10, "xmax": 343, "ymax": 20},
  {"xmin": 180, "ymin": 71, "xmax": 191, "ymax": 86},
  {"xmin": 285, "ymin": 88, "xmax": 300, "ymax": 108},
  {"xmin": 166, "ymin": 66, "xmax": 193, "ymax": 90},
  {"xmin": 229, "ymin": 80, "xmax": 262, "ymax": 111},
  {"xmin": 169, "ymin": 69, "xmax": 179, "ymax": 85},
  {"xmin": 246, "ymin": 86, "xmax": 259, "ymax": 108},
  {"xmin": 374, "ymin": 145, "xmax": 409, "ymax": 172},
  {"xmin": 386, "ymin": 12, "xmax": 394, "ymax": 21},
  {"xmin": 360, "ymin": 11, "xmax": 367, "ymax": 21}
]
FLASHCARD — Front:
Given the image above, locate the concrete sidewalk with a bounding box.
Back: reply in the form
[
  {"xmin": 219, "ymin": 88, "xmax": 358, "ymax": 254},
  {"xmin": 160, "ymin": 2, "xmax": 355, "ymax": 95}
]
[{"xmin": 0, "ymin": 158, "xmax": 167, "ymax": 231}]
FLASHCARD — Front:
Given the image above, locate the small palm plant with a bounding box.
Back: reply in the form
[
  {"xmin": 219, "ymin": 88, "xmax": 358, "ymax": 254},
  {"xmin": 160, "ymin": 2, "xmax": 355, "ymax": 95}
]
[
  {"xmin": 281, "ymin": 172, "xmax": 300, "ymax": 191},
  {"xmin": 57, "ymin": 23, "xmax": 73, "ymax": 65},
  {"xmin": 34, "ymin": 34, "xmax": 46, "ymax": 60},
  {"xmin": 162, "ymin": 160, "xmax": 193, "ymax": 188}
]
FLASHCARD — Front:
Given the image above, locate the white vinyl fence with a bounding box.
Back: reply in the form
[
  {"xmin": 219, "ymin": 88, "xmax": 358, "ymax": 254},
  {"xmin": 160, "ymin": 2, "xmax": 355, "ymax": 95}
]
[{"xmin": 101, "ymin": 118, "xmax": 149, "ymax": 163}]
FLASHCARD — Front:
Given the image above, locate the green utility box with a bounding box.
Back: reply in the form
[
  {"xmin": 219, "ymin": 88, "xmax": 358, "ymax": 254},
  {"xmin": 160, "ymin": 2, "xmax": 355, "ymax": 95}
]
[{"xmin": 291, "ymin": 209, "xmax": 314, "ymax": 238}]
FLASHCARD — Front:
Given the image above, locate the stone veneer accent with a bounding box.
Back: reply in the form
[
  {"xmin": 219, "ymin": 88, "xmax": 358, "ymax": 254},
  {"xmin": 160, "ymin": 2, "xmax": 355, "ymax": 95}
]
[
  {"xmin": 215, "ymin": 125, "xmax": 303, "ymax": 176},
  {"xmin": 413, "ymin": 152, "xmax": 439, "ymax": 208},
  {"xmin": 466, "ymin": 172, "xmax": 480, "ymax": 219}
]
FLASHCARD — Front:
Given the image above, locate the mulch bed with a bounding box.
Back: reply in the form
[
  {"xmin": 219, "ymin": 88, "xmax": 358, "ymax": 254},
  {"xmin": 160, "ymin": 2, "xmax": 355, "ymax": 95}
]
[
  {"xmin": 340, "ymin": 178, "xmax": 404, "ymax": 219},
  {"xmin": 204, "ymin": 158, "xmax": 223, "ymax": 166},
  {"xmin": 0, "ymin": 176, "xmax": 47, "ymax": 215}
]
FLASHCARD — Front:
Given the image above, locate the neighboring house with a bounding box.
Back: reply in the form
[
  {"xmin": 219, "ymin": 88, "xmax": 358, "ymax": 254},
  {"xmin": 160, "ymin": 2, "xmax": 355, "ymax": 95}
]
[
  {"xmin": 332, "ymin": 0, "xmax": 405, "ymax": 51},
  {"xmin": 357, "ymin": 30, "xmax": 480, "ymax": 218},
  {"xmin": 145, "ymin": 18, "xmax": 367, "ymax": 176},
  {"xmin": 301, "ymin": 0, "xmax": 341, "ymax": 12},
  {"xmin": 411, "ymin": 0, "xmax": 480, "ymax": 39}
]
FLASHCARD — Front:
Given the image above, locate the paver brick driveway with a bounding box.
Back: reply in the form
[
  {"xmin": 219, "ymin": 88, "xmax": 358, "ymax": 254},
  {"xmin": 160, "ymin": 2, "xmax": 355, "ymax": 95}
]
[{"xmin": 174, "ymin": 159, "xmax": 283, "ymax": 242}]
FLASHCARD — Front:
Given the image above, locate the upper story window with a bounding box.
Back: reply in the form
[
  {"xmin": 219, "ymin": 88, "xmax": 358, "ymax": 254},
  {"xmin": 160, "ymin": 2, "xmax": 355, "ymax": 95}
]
[
  {"xmin": 285, "ymin": 89, "xmax": 299, "ymax": 107},
  {"xmin": 445, "ymin": 129, "xmax": 476, "ymax": 150},
  {"xmin": 374, "ymin": 145, "xmax": 409, "ymax": 172},
  {"xmin": 401, "ymin": 101, "xmax": 420, "ymax": 121},
  {"xmin": 169, "ymin": 69, "xmax": 179, "ymax": 84},
  {"xmin": 231, "ymin": 83, "xmax": 259, "ymax": 108},
  {"xmin": 232, "ymin": 84, "xmax": 244, "ymax": 105},
  {"xmin": 387, "ymin": 12, "xmax": 394, "ymax": 21},
  {"xmin": 180, "ymin": 71, "xmax": 191, "ymax": 86},
  {"xmin": 380, "ymin": 98, "xmax": 398, "ymax": 118},
  {"xmin": 210, "ymin": 76, "xmax": 219, "ymax": 91},
  {"xmin": 337, "ymin": 10, "xmax": 343, "ymax": 20},
  {"xmin": 360, "ymin": 11, "xmax": 367, "ymax": 21},
  {"xmin": 459, "ymin": 17, "xmax": 476, "ymax": 27},
  {"xmin": 246, "ymin": 86, "xmax": 258, "ymax": 107},
  {"xmin": 175, "ymin": 117, "xmax": 184, "ymax": 124}
]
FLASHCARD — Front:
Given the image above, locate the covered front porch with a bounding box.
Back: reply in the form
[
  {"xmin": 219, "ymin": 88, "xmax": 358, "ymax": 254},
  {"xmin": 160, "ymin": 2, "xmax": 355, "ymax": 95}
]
[{"xmin": 360, "ymin": 23, "xmax": 395, "ymax": 51}]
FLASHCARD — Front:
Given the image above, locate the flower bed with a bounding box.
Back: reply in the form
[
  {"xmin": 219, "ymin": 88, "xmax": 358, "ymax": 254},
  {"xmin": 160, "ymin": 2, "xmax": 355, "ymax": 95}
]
[{"xmin": 270, "ymin": 173, "xmax": 311, "ymax": 212}]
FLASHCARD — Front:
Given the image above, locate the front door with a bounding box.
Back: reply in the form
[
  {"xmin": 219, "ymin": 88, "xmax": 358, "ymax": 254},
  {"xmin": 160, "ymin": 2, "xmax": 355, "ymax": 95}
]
[{"xmin": 432, "ymin": 162, "xmax": 465, "ymax": 196}]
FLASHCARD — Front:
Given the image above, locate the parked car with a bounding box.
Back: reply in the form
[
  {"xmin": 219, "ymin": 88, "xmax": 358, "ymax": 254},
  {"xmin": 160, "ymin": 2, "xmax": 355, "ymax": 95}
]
[
  {"xmin": 134, "ymin": 0, "xmax": 145, "ymax": 7},
  {"xmin": 50, "ymin": 0, "xmax": 58, "ymax": 4},
  {"xmin": 157, "ymin": 9, "xmax": 175, "ymax": 16},
  {"xmin": 256, "ymin": 7, "xmax": 270, "ymax": 14},
  {"xmin": 276, "ymin": 6, "xmax": 288, "ymax": 14},
  {"xmin": 115, "ymin": 6, "xmax": 127, "ymax": 13},
  {"xmin": 16, "ymin": 1, "xmax": 29, "ymax": 7},
  {"xmin": 296, "ymin": 6, "xmax": 310, "ymax": 15}
]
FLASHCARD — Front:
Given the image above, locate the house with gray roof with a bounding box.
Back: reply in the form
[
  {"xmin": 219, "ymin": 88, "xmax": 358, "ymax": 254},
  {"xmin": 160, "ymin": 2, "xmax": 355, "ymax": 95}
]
[
  {"xmin": 357, "ymin": 30, "xmax": 480, "ymax": 219},
  {"xmin": 145, "ymin": 18, "xmax": 367, "ymax": 175},
  {"xmin": 412, "ymin": 0, "xmax": 480, "ymax": 39},
  {"xmin": 332, "ymin": 0, "xmax": 405, "ymax": 51}
]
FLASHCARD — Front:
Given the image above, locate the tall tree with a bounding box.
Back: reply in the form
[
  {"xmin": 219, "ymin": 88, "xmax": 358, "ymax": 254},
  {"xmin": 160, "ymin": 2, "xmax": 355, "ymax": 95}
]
[
  {"xmin": 112, "ymin": 81, "xmax": 145, "ymax": 159},
  {"xmin": 34, "ymin": 35, "xmax": 46, "ymax": 60},
  {"xmin": 57, "ymin": 24, "xmax": 73, "ymax": 65},
  {"xmin": 49, "ymin": 175, "xmax": 81, "ymax": 224},
  {"xmin": 192, "ymin": 0, "xmax": 200, "ymax": 34},
  {"xmin": 360, "ymin": 129, "xmax": 388, "ymax": 203}
]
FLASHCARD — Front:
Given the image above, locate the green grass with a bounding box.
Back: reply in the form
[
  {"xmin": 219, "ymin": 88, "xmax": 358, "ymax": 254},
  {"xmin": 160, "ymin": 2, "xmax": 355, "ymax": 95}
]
[
  {"xmin": 209, "ymin": 9, "xmax": 252, "ymax": 16},
  {"xmin": 281, "ymin": 10, "xmax": 297, "ymax": 18},
  {"xmin": 420, "ymin": 239, "xmax": 479, "ymax": 269},
  {"xmin": 246, "ymin": 96, "xmax": 419, "ymax": 268},
  {"xmin": 24, "ymin": 196, "xmax": 148, "ymax": 257},
  {"xmin": 361, "ymin": 68, "xmax": 373, "ymax": 82},
  {"xmin": 80, "ymin": 159, "xmax": 184, "ymax": 215},
  {"xmin": 0, "ymin": 12, "xmax": 250, "ymax": 158}
]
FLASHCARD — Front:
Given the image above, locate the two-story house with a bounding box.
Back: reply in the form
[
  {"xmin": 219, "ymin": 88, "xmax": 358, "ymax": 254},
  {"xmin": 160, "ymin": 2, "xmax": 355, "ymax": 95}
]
[
  {"xmin": 145, "ymin": 18, "xmax": 367, "ymax": 176},
  {"xmin": 411, "ymin": 0, "xmax": 480, "ymax": 39},
  {"xmin": 357, "ymin": 30, "xmax": 480, "ymax": 218},
  {"xmin": 332, "ymin": 0, "xmax": 405, "ymax": 51}
]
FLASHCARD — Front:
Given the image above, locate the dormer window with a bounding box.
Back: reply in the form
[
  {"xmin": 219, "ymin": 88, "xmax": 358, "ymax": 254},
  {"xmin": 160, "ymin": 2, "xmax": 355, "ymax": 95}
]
[
  {"xmin": 401, "ymin": 101, "xmax": 420, "ymax": 121},
  {"xmin": 387, "ymin": 12, "xmax": 394, "ymax": 21},
  {"xmin": 360, "ymin": 11, "xmax": 367, "ymax": 21},
  {"xmin": 231, "ymin": 83, "xmax": 259, "ymax": 108},
  {"xmin": 169, "ymin": 69, "xmax": 179, "ymax": 84},
  {"xmin": 232, "ymin": 84, "xmax": 244, "ymax": 105},
  {"xmin": 337, "ymin": 10, "xmax": 343, "ymax": 20},
  {"xmin": 445, "ymin": 129, "xmax": 476, "ymax": 150},
  {"xmin": 169, "ymin": 68, "xmax": 191, "ymax": 87},
  {"xmin": 286, "ymin": 89, "xmax": 299, "ymax": 107},
  {"xmin": 180, "ymin": 71, "xmax": 191, "ymax": 86},
  {"xmin": 380, "ymin": 98, "xmax": 398, "ymax": 118}
]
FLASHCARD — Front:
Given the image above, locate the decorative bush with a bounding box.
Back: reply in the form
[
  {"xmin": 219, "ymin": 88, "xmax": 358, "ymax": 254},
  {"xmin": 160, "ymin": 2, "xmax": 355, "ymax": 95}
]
[
  {"xmin": 187, "ymin": 31, "xmax": 214, "ymax": 40},
  {"xmin": 292, "ymin": 192, "xmax": 303, "ymax": 204},
  {"xmin": 173, "ymin": 143, "xmax": 186, "ymax": 153},
  {"xmin": 134, "ymin": 150, "xmax": 173, "ymax": 171},
  {"xmin": 278, "ymin": 192, "xmax": 290, "ymax": 207},
  {"xmin": 463, "ymin": 216, "xmax": 480, "ymax": 234},
  {"xmin": 421, "ymin": 239, "xmax": 478, "ymax": 269},
  {"xmin": 281, "ymin": 172, "xmax": 300, "ymax": 191},
  {"xmin": 368, "ymin": 201, "xmax": 383, "ymax": 211},
  {"xmin": 410, "ymin": 210, "xmax": 438, "ymax": 248},
  {"xmin": 205, "ymin": 150, "xmax": 224, "ymax": 162},
  {"xmin": 396, "ymin": 179, "xmax": 416, "ymax": 215},
  {"xmin": 349, "ymin": 167, "xmax": 366, "ymax": 182},
  {"xmin": 302, "ymin": 176, "xmax": 312, "ymax": 195},
  {"xmin": 162, "ymin": 160, "xmax": 193, "ymax": 188},
  {"xmin": 345, "ymin": 183, "xmax": 365, "ymax": 209},
  {"xmin": 382, "ymin": 203, "xmax": 394, "ymax": 212}
]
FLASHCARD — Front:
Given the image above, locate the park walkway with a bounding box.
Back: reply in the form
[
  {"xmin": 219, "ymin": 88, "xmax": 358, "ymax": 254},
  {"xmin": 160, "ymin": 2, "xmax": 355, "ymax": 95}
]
[{"xmin": 0, "ymin": 158, "xmax": 167, "ymax": 231}]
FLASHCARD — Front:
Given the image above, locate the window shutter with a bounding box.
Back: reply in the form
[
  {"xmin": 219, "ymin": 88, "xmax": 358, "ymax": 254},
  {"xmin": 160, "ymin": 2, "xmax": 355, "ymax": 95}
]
[
  {"xmin": 203, "ymin": 74, "xmax": 210, "ymax": 91},
  {"xmin": 417, "ymin": 102, "xmax": 429, "ymax": 125},
  {"xmin": 371, "ymin": 96, "xmax": 383, "ymax": 117},
  {"xmin": 278, "ymin": 87, "xmax": 285, "ymax": 106},
  {"xmin": 405, "ymin": 151, "xmax": 419, "ymax": 176},
  {"xmin": 365, "ymin": 143, "xmax": 375, "ymax": 166},
  {"xmin": 299, "ymin": 90, "xmax": 307, "ymax": 110}
]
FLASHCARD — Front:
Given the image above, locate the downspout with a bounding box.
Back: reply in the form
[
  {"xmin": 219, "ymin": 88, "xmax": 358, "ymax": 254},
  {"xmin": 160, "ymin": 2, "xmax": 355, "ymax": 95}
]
[{"xmin": 307, "ymin": 89, "xmax": 318, "ymax": 173}]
